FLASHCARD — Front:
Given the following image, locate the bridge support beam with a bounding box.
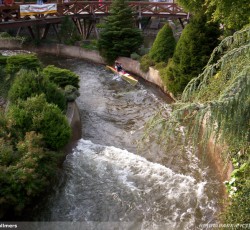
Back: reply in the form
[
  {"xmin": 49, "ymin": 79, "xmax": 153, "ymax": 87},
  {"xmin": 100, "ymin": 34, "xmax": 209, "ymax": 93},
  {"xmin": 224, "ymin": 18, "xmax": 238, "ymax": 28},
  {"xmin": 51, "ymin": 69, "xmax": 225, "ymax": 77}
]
[
  {"xmin": 178, "ymin": 18, "xmax": 185, "ymax": 29},
  {"xmin": 81, "ymin": 17, "xmax": 99, "ymax": 40}
]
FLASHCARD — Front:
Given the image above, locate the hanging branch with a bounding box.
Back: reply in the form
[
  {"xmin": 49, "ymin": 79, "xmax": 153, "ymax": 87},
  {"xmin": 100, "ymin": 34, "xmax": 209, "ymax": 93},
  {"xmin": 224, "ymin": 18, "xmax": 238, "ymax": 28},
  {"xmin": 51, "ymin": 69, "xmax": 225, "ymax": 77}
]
[{"xmin": 143, "ymin": 26, "xmax": 250, "ymax": 153}]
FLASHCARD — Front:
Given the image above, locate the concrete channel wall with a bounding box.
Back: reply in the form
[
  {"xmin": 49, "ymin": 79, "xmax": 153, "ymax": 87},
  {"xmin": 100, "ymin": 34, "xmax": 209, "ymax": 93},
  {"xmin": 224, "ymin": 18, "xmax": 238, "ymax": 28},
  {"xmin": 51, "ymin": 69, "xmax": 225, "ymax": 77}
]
[{"xmin": 0, "ymin": 40, "xmax": 232, "ymax": 182}]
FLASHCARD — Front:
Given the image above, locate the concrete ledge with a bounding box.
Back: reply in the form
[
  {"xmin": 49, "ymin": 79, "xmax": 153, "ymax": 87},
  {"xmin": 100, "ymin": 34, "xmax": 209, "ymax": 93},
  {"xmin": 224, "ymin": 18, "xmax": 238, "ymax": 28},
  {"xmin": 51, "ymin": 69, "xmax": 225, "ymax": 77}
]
[
  {"xmin": 26, "ymin": 43, "xmax": 106, "ymax": 65},
  {"xmin": 63, "ymin": 101, "xmax": 82, "ymax": 154},
  {"xmin": 0, "ymin": 39, "xmax": 23, "ymax": 49}
]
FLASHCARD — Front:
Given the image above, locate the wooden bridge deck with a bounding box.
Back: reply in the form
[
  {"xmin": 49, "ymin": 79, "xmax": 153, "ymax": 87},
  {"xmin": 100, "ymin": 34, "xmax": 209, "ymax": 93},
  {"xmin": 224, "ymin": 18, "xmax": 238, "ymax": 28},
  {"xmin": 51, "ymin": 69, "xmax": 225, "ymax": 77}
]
[
  {"xmin": 0, "ymin": 1, "xmax": 187, "ymax": 27},
  {"xmin": 0, "ymin": 1, "xmax": 188, "ymax": 39}
]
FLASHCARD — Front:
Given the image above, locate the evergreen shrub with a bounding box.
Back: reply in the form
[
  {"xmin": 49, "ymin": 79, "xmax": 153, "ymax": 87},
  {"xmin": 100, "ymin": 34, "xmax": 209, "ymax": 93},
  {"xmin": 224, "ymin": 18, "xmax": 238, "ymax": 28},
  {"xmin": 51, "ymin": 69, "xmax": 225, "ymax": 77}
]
[
  {"xmin": 130, "ymin": 52, "xmax": 141, "ymax": 61},
  {"xmin": 149, "ymin": 24, "xmax": 176, "ymax": 63},
  {"xmin": 161, "ymin": 14, "xmax": 220, "ymax": 95},
  {"xmin": 5, "ymin": 54, "xmax": 42, "ymax": 76},
  {"xmin": 140, "ymin": 54, "xmax": 155, "ymax": 73},
  {"xmin": 8, "ymin": 70, "xmax": 66, "ymax": 111},
  {"xmin": 0, "ymin": 131, "xmax": 61, "ymax": 217},
  {"xmin": 42, "ymin": 65, "xmax": 80, "ymax": 89},
  {"xmin": 7, "ymin": 95, "xmax": 71, "ymax": 150},
  {"xmin": 64, "ymin": 85, "xmax": 80, "ymax": 102}
]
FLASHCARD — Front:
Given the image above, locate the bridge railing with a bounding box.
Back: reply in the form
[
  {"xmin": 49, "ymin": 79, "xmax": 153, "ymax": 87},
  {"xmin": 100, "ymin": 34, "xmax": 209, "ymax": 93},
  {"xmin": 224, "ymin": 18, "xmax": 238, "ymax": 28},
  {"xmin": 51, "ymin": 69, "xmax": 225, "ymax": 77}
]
[{"xmin": 0, "ymin": 1, "xmax": 187, "ymax": 23}]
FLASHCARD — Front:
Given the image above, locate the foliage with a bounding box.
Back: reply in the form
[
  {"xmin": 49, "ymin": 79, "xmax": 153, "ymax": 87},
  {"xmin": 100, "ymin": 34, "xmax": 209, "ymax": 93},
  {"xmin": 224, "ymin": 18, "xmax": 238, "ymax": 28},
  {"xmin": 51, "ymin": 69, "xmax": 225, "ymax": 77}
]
[
  {"xmin": 149, "ymin": 24, "xmax": 176, "ymax": 63},
  {"xmin": 143, "ymin": 25, "xmax": 250, "ymax": 223},
  {"xmin": 81, "ymin": 40, "xmax": 98, "ymax": 50},
  {"xmin": 59, "ymin": 16, "xmax": 82, "ymax": 45},
  {"xmin": 154, "ymin": 62, "xmax": 167, "ymax": 71},
  {"xmin": 42, "ymin": 65, "xmax": 80, "ymax": 89},
  {"xmin": 223, "ymin": 152, "xmax": 250, "ymax": 223},
  {"xmin": 0, "ymin": 32, "xmax": 25, "ymax": 44},
  {"xmin": 160, "ymin": 14, "xmax": 220, "ymax": 95},
  {"xmin": 7, "ymin": 95, "xmax": 71, "ymax": 150},
  {"xmin": 138, "ymin": 47, "xmax": 150, "ymax": 56},
  {"xmin": 0, "ymin": 54, "xmax": 7, "ymax": 66},
  {"xmin": 0, "ymin": 65, "xmax": 9, "ymax": 99},
  {"xmin": 177, "ymin": 0, "xmax": 250, "ymax": 31},
  {"xmin": 0, "ymin": 54, "xmax": 74, "ymax": 219},
  {"xmin": 8, "ymin": 69, "xmax": 66, "ymax": 111},
  {"xmin": 0, "ymin": 32, "xmax": 12, "ymax": 38},
  {"xmin": 205, "ymin": 0, "xmax": 250, "ymax": 31},
  {"xmin": 5, "ymin": 54, "xmax": 42, "ymax": 76},
  {"xmin": 64, "ymin": 85, "xmax": 80, "ymax": 102},
  {"xmin": 139, "ymin": 54, "xmax": 155, "ymax": 73},
  {"xmin": 97, "ymin": 0, "xmax": 143, "ymax": 64},
  {"xmin": 177, "ymin": 0, "xmax": 206, "ymax": 13},
  {"xmin": 0, "ymin": 131, "xmax": 61, "ymax": 217},
  {"xmin": 130, "ymin": 52, "xmax": 141, "ymax": 61}
]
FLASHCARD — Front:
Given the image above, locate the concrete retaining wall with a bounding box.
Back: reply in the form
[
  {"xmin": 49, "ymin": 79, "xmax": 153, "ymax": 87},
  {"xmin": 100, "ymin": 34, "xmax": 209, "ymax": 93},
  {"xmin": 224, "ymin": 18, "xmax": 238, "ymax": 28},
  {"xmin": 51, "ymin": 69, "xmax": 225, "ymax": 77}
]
[
  {"xmin": 63, "ymin": 101, "xmax": 82, "ymax": 154},
  {"xmin": 27, "ymin": 43, "xmax": 106, "ymax": 64},
  {"xmin": 0, "ymin": 39, "xmax": 23, "ymax": 49},
  {"xmin": 0, "ymin": 40, "xmax": 232, "ymax": 182}
]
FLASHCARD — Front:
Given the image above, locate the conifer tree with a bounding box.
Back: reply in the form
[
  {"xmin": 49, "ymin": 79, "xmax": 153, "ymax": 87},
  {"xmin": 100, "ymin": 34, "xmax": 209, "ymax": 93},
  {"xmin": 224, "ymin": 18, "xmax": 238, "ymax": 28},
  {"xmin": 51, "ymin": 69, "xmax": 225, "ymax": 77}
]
[
  {"xmin": 149, "ymin": 24, "xmax": 176, "ymax": 63},
  {"xmin": 97, "ymin": 0, "xmax": 143, "ymax": 64},
  {"xmin": 161, "ymin": 14, "xmax": 220, "ymax": 95}
]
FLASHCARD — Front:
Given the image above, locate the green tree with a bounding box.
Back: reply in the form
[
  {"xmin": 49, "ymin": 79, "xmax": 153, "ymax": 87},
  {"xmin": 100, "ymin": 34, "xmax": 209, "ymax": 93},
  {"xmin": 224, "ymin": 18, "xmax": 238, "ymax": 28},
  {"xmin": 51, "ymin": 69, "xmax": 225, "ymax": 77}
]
[
  {"xmin": 7, "ymin": 95, "xmax": 71, "ymax": 150},
  {"xmin": 177, "ymin": 0, "xmax": 206, "ymax": 13},
  {"xmin": 8, "ymin": 69, "xmax": 66, "ymax": 111},
  {"xmin": 161, "ymin": 14, "xmax": 220, "ymax": 95},
  {"xmin": 59, "ymin": 16, "xmax": 82, "ymax": 45},
  {"xmin": 97, "ymin": 0, "xmax": 143, "ymax": 63},
  {"xmin": 42, "ymin": 65, "xmax": 80, "ymax": 89},
  {"xmin": 0, "ymin": 131, "xmax": 61, "ymax": 217},
  {"xmin": 149, "ymin": 24, "xmax": 176, "ymax": 63},
  {"xmin": 5, "ymin": 54, "xmax": 42, "ymax": 76},
  {"xmin": 205, "ymin": 0, "xmax": 250, "ymax": 31},
  {"xmin": 177, "ymin": 0, "xmax": 250, "ymax": 31}
]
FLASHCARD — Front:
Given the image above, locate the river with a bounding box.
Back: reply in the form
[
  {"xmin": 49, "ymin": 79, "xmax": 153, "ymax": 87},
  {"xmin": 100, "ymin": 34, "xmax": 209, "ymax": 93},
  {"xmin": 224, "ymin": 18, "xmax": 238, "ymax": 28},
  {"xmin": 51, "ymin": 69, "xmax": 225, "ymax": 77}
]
[{"xmin": 25, "ymin": 55, "xmax": 224, "ymax": 229}]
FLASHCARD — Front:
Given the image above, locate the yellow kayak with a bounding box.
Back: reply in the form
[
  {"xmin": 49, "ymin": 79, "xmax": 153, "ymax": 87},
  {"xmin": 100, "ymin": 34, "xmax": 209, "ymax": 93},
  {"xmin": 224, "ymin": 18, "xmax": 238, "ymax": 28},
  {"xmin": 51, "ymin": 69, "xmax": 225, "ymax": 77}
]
[{"xmin": 106, "ymin": 66, "xmax": 138, "ymax": 86}]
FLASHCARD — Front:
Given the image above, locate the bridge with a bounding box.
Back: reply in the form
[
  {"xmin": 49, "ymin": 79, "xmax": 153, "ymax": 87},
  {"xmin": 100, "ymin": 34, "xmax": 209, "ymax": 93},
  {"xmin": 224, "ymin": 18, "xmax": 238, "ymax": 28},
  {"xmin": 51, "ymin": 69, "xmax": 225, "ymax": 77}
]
[{"xmin": 0, "ymin": 1, "xmax": 188, "ymax": 40}]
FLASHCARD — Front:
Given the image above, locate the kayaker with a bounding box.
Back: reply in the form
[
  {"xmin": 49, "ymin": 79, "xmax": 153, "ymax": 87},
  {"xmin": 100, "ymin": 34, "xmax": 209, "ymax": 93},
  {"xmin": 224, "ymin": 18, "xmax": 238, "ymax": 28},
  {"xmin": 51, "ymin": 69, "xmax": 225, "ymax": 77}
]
[{"xmin": 115, "ymin": 61, "xmax": 123, "ymax": 72}]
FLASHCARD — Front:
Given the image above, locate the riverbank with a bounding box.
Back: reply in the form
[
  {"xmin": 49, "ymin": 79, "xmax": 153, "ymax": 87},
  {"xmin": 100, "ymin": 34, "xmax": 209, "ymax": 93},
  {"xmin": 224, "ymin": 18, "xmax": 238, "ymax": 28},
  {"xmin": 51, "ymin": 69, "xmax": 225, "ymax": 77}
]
[{"xmin": 0, "ymin": 40, "xmax": 232, "ymax": 183}]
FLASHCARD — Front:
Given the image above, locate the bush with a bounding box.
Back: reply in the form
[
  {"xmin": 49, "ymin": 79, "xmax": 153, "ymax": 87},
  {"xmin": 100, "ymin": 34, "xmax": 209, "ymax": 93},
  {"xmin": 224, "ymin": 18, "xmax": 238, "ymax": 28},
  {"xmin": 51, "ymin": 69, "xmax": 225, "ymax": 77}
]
[
  {"xmin": 161, "ymin": 14, "xmax": 220, "ymax": 95},
  {"xmin": 5, "ymin": 54, "xmax": 42, "ymax": 76},
  {"xmin": 223, "ymin": 159, "xmax": 250, "ymax": 223},
  {"xmin": 42, "ymin": 65, "xmax": 80, "ymax": 89},
  {"xmin": 59, "ymin": 16, "xmax": 82, "ymax": 45},
  {"xmin": 149, "ymin": 24, "xmax": 176, "ymax": 63},
  {"xmin": 140, "ymin": 54, "xmax": 155, "ymax": 72},
  {"xmin": 130, "ymin": 52, "xmax": 141, "ymax": 61},
  {"xmin": 64, "ymin": 85, "xmax": 80, "ymax": 102},
  {"xmin": 81, "ymin": 40, "xmax": 98, "ymax": 50},
  {"xmin": 0, "ymin": 131, "xmax": 61, "ymax": 217},
  {"xmin": 0, "ymin": 32, "xmax": 11, "ymax": 38},
  {"xmin": 8, "ymin": 69, "xmax": 66, "ymax": 111},
  {"xmin": 154, "ymin": 61, "xmax": 167, "ymax": 70},
  {"xmin": 138, "ymin": 47, "xmax": 150, "ymax": 56},
  {"xmin": 7, "ymin": 95, "xmax": 71, "ymax": 150},
  {"xmin": 0, "ymin": 66, "xmax": 9, "ymax": 99},
  {"xmin": 0, "ymin": 55, "xmax": 7, "ymax": 66}
]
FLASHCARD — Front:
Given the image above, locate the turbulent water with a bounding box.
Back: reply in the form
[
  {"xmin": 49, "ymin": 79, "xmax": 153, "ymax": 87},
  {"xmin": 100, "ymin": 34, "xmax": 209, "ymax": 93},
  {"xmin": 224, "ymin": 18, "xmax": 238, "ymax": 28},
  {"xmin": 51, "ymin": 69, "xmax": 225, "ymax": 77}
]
[{"xmin": 32, "ymin": 56, "xmax": 223, "ymax": 229}]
